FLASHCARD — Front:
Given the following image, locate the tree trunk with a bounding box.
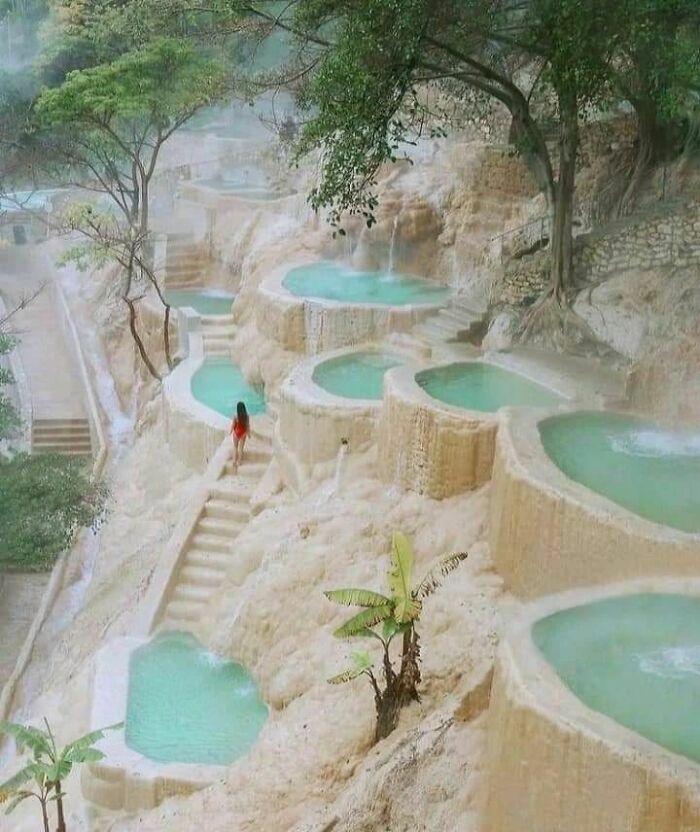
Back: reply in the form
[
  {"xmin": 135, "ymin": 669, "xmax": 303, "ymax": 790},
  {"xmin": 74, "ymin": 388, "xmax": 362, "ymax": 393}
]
[
  {"xmin": 509, "ymin": 106, "xmax": 556, "ymax": 211},
  {"xmin": 374, "ymin": 686, "xmax": 402, "ymax": 742},
  {"xmin": 548, "ymin": 95, "xmax": 579, "ymax": 301},
  {"xmin": 618, "ymin": 97, "xmax": 662, "ymax": 217},
  {"xmin": 39, "ymin": 796, "xmax": 50, "ymax": 832},
  {"xmin": 163, "ymin": 302, "xmax": 173, "ymax": 370},
  {"xmin": 123, "ymin": 296, "xmax": 161, "ymax": 381},
  {"xmin": 54, "ymin": 781, "xmax": 66, "ymax": 832}
]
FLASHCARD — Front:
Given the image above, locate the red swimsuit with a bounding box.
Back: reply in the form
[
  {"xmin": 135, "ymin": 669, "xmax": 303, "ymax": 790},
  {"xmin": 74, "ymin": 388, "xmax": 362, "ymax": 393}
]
[{"xmin": 231, "ymin": 418, "xmax": 247, "ymax": 440}]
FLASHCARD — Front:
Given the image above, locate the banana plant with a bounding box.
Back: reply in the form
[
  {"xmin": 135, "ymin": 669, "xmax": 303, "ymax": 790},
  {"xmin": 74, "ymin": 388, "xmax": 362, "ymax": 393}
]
[
  {"xmin": 0, "ymin": 718, "xmax": 122, "ymax": 832},
  {"xmin": 325, "ymin": 532, "xmax": 468, "ymax": 741}
]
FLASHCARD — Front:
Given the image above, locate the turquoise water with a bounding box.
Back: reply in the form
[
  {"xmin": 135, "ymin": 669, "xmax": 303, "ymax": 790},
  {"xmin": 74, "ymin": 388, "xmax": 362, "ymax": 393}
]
[
  {"xmin": 540, "ymin": 411, "xmax": 700, "ymax": 533},
  {"xmin": 191, "ymin": 358, "xmax": 265, "ymax": 419},
  {"xmin": 284, "ymin": 262, "xmax": 450, "ymax": 306},
  {"xmin": 312, "ymin": 351, "xmax": 403, "ymax": 400},
  {"xmin": 534, "ymin": 593, "xmax": 700, "ymax": 764},
  {"xmin": 416, "ymin": 362, "xmax": 561, "ymax": 413},
  {"xmin": 165, "ymin": 289, "xmax": 235, "ymax": 316},
  {"xmin": 125, "ymin": 631, "xmax": 268, "ymax": 765}
]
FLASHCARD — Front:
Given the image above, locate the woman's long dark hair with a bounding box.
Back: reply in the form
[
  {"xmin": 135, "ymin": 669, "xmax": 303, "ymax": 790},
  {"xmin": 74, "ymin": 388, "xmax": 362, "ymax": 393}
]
[{"xmin": 236, "ymin": 401, "xmax": 249, "ymax": 430}]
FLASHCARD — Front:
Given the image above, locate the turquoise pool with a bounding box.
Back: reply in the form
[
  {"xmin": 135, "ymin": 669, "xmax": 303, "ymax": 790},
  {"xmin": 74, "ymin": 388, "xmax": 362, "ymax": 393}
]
[
  {"xmin": 534, "ymin": 593, "xmax": 700, "ymax": 765},
  {"xmin": 312, "ymin": 351, "xmax": 403, "ymax": 400},
  {"xmin": 416, "ymin": 362, "xmax": 561, "ymax": 413},
  {"xmin": 283, "ymin": 262, "xmax": 450, "ymax": 306},
  {"xmin": 125, "ymin": 631, "xmax": 267, "ymax": 765},
  {"xmin": 165, "ymin": 289, "xmax": 235, "ymax": 316},
  {"xmin": 540, "ymin": 411, "xmax": 700, "ymax": 533},
  {"xmin": 191, "ymin": 358, "xmax": 265, "ymax": 419}
]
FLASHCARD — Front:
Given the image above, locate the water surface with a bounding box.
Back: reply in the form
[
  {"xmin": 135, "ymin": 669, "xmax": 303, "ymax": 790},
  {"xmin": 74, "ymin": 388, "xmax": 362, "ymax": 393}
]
[
  {"xmin": 540, "ymin": 411, "xmax": 700, "ymax": 532},
  {"xmin": 312, "ymin": 351, "xmax": 403, "ymax": 400},
  {"xmin": 191, "ymin": 358, "xmax": 265, "ymax": 419},
  {"xmin": 126, "ymin": 630, "xmax": 267, "ymax": 765},
  {"xmin": 165, "ymin": 289, "xmax": 235, "ymax": 316},
  {"xmin": 284, "ymin": 262, "xmax": 449, "ymax": 306},
  {"xmin": 416, "ymin": 362, "xmax": 561, "ymax": 412},
  {"xmin": 534, "ymin": 593, "xmax": 700, "ymax": 764}
]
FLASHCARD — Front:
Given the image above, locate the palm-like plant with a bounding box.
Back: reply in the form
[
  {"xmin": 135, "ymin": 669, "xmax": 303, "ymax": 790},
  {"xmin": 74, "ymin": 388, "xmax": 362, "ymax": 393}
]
[
  {"xmin": 0, "ymin": 718, "xmax": 121, "ymax": 832},
  {"xmin": 325, "ymin": 532, "xmax": 468, "ymax": 741}
]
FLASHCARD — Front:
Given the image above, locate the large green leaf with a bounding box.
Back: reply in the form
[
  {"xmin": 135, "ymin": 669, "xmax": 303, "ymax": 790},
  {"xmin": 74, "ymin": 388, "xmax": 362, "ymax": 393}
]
[
  {"xmin": 64, "ymin": 747, "xmax": 104, "ymax": 764},
  {"xmin": 389, "ymin": 532, "xmax": 414, "ymax": 600},
  {"xmin": 0, "ymin": 763, "xmax": 43, "ymax": 794},
  {"xmin": 333, "ymin": 604, "xmax": 393, "ymax": 639},
  {"xmin": 0, "ymin": 722, "xmax": 51, "ymax": 759},
  {"xmin": 63, "ymin": 722, "xmax": 122, "ymax": 756},
  {"xmin": 389, "ymin": 532, "xmax": 421, "ymax": 623},
  {"xmin": 324, "ymin": 588, "xmax": 391, "ymax": 608},
  {"xmin": 4, "ymin": 790, "xmax": 32, "ymax": 815},
  {"xmin": 414, "ymin": 551, "xmax": 469, "ymax": 599},
  {"xmin": 47, "ymin": 757, "xmax": 73, "ymax": 783}
]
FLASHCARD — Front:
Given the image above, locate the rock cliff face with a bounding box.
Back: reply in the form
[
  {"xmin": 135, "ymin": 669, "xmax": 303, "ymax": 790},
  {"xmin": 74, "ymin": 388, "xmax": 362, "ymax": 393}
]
[{"xmin": 3, "ymin": 123, "xmax": 700, "ymax": 832}]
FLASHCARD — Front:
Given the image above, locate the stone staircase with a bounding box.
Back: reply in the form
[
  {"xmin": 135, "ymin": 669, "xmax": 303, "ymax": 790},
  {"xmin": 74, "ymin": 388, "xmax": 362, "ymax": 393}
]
[
  {"xmin": 164, "ymin": 234, "xmax": 206, "ymax": 289},
  {"xmin": 158, "ymin": 417, "xmax": 273, "ymax": 630},
  {"xmin": 200, "ymin": 313, "xmax": 237, "ymax": 358},
  {"xmin": 31, "ymin": 418, "xmax": 92, "ymax": 456},
  {"xmin": 413, "ymin": 297, "xmax": 489, "ymax": 345}
]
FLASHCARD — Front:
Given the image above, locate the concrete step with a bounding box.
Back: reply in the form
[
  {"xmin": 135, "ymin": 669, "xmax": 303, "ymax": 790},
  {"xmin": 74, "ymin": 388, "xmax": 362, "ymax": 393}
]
[
  {"xmin": 185, "ymin": 548, "xmax": 231, "ymax": 570},
  {"xmin": 191, "ymin": 533, "xmax": 231, "ymax": 554},
  {"xmin": 172, "ymin": 583, "xmax": 214, "ymax": 603},
  {"xmin": 205, "ymin": 499, "xmax": 249, "ymax": 523},
  {"xmin": 210, "ymin": 483, "xmax": 251, "ymax": 503},
  {"xmin": 202, "ymin": 327, "xmax": 237, "ymax": 339},
  {"xmin": 32, "ymin": 424, "xmax": 91, "ymax": 437},
  {"xmin": 224, "ymin": 460, "xmax": 268, "ymax": 478},
  {"xmin": 201, "ymin": 314, "xmax": 235, "ymax": 327},
  {"xmin": 180, "ymin": 564, "xmax": 224, "ymax": 588},
  {"xmin": 451, "ymin": 298, "xmax": 486, "ymax": 316},
  {"xmin": 32, "ymin": 447, "xmax": 92, "ymax": 456},
  {"xmin": 32, "ymin": 440, "xmax": 93, "ymax": 451},
  {"xmin": 422, "ymin": 318, "xmax": 460, "ymax": 337},
  {"xmin": 202, "ymin": 337, "xmax": 232, "ymax": 352},
  {"xmin": 33, "ymin": 418, "xmax": 89, "ymax": 428},
  {"xmin": 164, "ymin": 598, "xmax": 203, "ymax": 622},
  {"xmin": 197, "ymin": 516, "xmax": 242, "ymax": 537}
]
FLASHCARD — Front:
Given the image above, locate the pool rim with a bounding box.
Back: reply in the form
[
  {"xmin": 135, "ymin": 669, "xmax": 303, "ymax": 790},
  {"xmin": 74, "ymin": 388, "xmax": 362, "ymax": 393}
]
[
  {"xmin": 287, "ymin": 345, "xmax": 411, "ymax": 409},
  {"xmin": 504, "ymin": 405, "xmax": 700, "ymax": 542},
  {"xmin": 84, "ymin": 636, "xmax": 235, "ymax": 803},
  {"xmin": 181, "ymin": 177, "xmax": 295, "ymax": 206},
  {"xmin": 386, "ymin": 355, "xmax": 573, "ymax": 425},
  {"xmin": 261, "ymin": 259, "xmax": 451, "ymax": 312},
  {"xmin": 504, "ymin": 576, "xmax": 700, "ymax": 781}
]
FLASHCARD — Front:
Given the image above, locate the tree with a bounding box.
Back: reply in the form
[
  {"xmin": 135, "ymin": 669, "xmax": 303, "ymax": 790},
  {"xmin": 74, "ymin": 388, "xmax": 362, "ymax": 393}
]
[
  {"xmin": 229, "ymin": 0, "xmax": 696, "ymax": 331},
  {"xmin": 19, "ymin": 38, "xmax": 227, "ymax": 379},
  {"xmin": 0, "ymin": 719, "xmax": 121, "ymax": 832},
  {"xmin": 612, "ymin": 0, "xmax": 700, "ymax": 214},
  {"xmin": 325, "ymin": 532, "xmax": 468, "ymax": 741}
]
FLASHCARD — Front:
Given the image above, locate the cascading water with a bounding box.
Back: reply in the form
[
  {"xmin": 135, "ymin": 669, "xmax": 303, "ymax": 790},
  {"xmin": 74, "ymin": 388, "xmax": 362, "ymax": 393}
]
[{"xmin": 385, "ymin": 215, "xmax": 400, "ymax": 279}]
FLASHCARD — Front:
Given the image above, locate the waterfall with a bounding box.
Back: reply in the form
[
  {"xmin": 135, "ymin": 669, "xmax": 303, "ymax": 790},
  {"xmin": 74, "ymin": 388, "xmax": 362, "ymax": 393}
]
[
  {"xmin": 316, "ymin": 441, "xmax": 349, "ymax": 505},
  {"xmin": 387, "ymin": 215, "xmax": 399, "ymax": 275},
  {"xmin": 331, "ymin": 440, "xmax": 348, "ymax": 495}
]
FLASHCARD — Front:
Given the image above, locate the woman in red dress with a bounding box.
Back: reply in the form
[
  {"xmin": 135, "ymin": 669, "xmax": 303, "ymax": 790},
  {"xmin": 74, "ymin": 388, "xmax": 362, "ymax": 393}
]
[{"xmin": 230, "ymin": 401, "xmax": 250, "ymax": 467}]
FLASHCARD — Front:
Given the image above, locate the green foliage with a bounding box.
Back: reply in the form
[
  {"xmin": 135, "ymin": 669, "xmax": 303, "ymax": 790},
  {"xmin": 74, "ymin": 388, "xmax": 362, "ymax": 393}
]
[
  {"xmin": 0, "ymin": 452, "xmax": 106, "ymax": 571},
  {"xmin": 0, "ymin": 718, "xmax": 122, "ymax": 830},
  {"xmin": 35, "ymin": 37, "xmax": 227, "ymax": 130},
  {"xmin": 325, "ymin": 532, "xmax": 468, "ymax": 740},
  {"xmin": 0, "ymin": 332, "xmax": 21, "ymax": 440}
]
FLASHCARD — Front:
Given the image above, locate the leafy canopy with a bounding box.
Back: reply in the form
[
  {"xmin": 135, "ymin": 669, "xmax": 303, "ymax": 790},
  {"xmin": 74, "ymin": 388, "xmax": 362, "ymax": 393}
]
[
  {"xmin": 35, "ymin": 37, "xmax": 228, "ymax": 129},
  {"xmin": 0, "ymin": 452, "xmax": 106, "ymax": 571}
]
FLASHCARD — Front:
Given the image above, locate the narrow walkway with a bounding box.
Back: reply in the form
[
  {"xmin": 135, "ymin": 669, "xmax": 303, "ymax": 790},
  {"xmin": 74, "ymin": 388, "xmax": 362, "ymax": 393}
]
[
  {"xmin": 0, "ymin": 574, "xmax": 50, "ymax": 690},
  {"xmin": 0, "ymin": 246, "xmax": 86, "ymax": 422}
]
